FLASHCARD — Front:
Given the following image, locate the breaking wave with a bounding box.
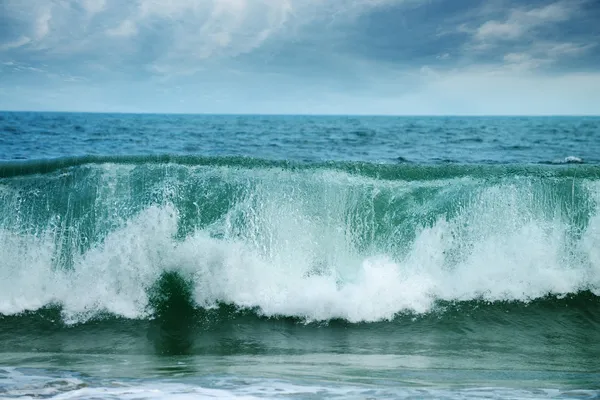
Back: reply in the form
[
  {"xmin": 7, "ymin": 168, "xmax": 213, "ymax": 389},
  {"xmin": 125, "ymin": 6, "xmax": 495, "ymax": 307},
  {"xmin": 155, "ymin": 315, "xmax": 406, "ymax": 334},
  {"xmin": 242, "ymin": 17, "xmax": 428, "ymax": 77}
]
[{"xmin": 1, "ymin": 156, "xmax": 599, "ymax": 324}]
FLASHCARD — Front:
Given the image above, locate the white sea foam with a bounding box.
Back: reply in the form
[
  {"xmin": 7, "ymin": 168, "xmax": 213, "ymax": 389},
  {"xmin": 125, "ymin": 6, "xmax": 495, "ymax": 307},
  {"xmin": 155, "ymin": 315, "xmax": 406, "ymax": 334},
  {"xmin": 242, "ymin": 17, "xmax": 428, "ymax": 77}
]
[
  {"xmin": 1, "ymin": 367, "xmax": 596, "ymax": 400},
  {"xmin": 0, "ymin": 167, "xmax": 599, "ymax": 323}
]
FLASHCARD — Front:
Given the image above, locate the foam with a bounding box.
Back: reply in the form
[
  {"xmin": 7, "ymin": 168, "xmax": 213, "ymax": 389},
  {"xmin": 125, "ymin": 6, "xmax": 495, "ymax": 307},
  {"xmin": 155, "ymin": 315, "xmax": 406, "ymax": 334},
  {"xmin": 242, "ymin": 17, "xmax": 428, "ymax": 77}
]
[
  {"xmin": 2, "ymin": 368, "xmax": 597, "ymax": 400},
  {"xmin": 0, "ymin": 167, "xmax": 599, "ymax": 323}
]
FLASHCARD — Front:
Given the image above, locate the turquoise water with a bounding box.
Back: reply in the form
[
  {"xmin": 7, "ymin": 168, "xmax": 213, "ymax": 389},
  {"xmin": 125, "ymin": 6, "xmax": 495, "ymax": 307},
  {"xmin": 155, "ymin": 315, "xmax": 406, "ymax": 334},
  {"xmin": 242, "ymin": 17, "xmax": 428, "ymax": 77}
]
[{"xmin": 1, "ymin": 112, "xmax": 600, "ymax": 399}]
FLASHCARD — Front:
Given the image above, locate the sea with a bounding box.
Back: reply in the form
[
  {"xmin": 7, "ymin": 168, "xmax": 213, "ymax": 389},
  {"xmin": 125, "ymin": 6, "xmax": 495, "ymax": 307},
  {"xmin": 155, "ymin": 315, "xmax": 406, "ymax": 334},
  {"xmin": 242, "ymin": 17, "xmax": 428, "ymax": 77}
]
[{"xmin": 0, "ymin": 112, "xmax": 599, "ymax": 399}]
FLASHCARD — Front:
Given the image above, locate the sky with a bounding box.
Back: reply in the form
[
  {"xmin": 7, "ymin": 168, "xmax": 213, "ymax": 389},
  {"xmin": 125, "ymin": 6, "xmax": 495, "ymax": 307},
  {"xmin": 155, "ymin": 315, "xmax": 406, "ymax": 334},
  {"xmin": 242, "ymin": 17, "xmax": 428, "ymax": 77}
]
[{"xmin": 0, "ymin": 0, "xmax": 599, "ymax": 115}]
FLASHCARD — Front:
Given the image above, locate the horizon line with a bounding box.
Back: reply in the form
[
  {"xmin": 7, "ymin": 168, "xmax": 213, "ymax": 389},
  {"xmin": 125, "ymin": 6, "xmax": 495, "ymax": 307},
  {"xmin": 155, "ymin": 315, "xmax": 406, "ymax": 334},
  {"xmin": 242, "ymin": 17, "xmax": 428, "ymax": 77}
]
[{"xmin": 1, "ymin": 110, "xmax": 599, "ymax": 118}]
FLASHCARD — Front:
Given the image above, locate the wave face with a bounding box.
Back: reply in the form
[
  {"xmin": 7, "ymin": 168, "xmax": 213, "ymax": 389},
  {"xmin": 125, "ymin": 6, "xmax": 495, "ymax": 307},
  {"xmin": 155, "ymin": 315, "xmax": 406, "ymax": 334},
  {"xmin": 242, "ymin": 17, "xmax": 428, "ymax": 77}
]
[{"xmin": 0, "ymin": 156, "xmax": 599, "ymax": 324}]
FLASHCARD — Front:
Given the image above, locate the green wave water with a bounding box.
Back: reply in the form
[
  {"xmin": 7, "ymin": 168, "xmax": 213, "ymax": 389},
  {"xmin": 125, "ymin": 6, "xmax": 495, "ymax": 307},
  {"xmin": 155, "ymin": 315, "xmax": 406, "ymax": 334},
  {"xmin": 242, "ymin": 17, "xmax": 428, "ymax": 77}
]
[{"xmin": 1, "ymin": 156, "xmax": 599, "ymax": 323}]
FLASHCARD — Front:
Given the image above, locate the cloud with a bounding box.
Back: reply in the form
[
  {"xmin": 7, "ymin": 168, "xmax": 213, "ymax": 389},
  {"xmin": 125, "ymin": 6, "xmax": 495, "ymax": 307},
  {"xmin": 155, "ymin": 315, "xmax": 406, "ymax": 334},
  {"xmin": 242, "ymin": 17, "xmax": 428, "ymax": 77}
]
[
  {"xmin": 0, "ymin": 0, "xmax": 410, "ymax": 73},
  {"xmin": 473, "ymin": 1, "xmax": 574, "ymax": 42},
  {"xmin": 0, "ymin": 36, "xmax": 31, "ymax": 51},
  {"xmin": 33, "ymin": 5, "xmax": 52, "ymax": 40},
  {"xmin": 500, "ymin": 41, "xmax": 596, "ymax": 71},
  {"xmin": 0, "ymin": 1, "xmax": 53, "ymax": 51},
  {"xmin": 139, "ymin": 0, "xmax": 294, "ymax": 70},
  {"xmin": 106, "ymin": 19, "xmax": 137, "ymax": 37},
  {"xmin": 0, "ymin": 0, "xmax": 598, "ymax": 114},
  {"xmin": 453, "ymin": 0, "xmax": 598, "ymax": 72},
  {"xmin": 0, "ymin": 2, "xmax": 358, "ymax": 62},
  {"xmin": 115, "ymin": 0, "xmax": 410, "ymax": 74},
  {"xmin": 80, "ymin": 0, "xmax": 106, "ymax": 14}
]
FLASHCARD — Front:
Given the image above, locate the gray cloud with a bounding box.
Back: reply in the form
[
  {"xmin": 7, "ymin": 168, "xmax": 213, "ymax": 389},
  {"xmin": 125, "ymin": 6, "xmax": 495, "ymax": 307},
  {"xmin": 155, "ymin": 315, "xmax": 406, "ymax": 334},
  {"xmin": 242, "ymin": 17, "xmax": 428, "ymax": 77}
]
[
  {"xmin": 0, "ymin": 0, "xmax": 598, "ymax": 114},
  {"xmin": 460, "ymin": 0, "xmax": 599, "ymax": 71}
]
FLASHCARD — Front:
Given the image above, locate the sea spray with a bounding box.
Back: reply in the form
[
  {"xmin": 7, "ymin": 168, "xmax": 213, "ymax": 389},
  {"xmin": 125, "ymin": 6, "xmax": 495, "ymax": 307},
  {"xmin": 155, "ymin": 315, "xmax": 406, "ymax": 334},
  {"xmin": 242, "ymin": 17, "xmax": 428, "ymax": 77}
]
[{"xmin": 0, "ymin": 157, "xmax": 599, "ymax": 324}]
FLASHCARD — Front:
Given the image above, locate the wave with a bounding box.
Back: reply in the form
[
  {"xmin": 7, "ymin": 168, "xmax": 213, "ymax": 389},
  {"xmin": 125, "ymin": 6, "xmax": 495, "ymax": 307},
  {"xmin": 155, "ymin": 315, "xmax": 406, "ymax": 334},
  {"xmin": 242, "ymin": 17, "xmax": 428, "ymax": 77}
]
[
  {"xmin": 3, "ymin": 287, "xmax": 599, "ymax": 327},
  {"xmin": 2, "ymin": 154, "xmax": 600, "ymax": 179},
  {"xmin": 0, "ymin": 156, "xmax": 599, "ymax": 324}
]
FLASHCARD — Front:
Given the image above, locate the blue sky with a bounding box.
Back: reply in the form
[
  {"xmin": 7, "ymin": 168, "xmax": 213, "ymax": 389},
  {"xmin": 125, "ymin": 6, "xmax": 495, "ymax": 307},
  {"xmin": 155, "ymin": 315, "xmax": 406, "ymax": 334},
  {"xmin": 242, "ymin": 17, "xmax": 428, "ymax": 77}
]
[{"xmin": 0, "ymin": 0, "xmax": 598, "ymax": 114}]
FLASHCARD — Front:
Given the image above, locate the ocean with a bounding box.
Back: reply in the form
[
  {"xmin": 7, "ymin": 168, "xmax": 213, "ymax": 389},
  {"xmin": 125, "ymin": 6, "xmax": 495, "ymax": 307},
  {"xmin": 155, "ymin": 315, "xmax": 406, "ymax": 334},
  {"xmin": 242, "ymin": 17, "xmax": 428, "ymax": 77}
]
[{"xmin": 0, "ymin": 112, "xmax": 599, "ymax": 399}]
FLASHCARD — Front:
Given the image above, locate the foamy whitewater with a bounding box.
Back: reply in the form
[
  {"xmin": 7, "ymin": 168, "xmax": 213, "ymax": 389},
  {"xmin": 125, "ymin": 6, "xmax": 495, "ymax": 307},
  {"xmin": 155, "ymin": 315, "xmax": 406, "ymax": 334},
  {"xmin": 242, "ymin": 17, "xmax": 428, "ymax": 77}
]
[{"xmin": 1, "ymin": 162, "xmax": 599, "ymax": 323}]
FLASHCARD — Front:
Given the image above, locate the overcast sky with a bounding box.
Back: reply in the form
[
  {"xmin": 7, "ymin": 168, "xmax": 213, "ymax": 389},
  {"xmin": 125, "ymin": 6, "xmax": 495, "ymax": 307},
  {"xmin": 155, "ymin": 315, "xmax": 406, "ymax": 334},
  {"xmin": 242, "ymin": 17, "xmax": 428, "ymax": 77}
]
[{"xmin": 0, "ymin": 0, "xmax": 599, "ymax": 114}]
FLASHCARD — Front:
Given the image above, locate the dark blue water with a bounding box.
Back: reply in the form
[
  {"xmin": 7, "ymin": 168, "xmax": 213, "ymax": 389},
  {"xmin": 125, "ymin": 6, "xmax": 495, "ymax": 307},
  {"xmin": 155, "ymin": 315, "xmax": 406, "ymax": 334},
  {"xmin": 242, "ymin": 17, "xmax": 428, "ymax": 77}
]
[
  {"xmin": 1, "ymin": 112, "xmax": 600, "ymax": 399},
  {"xmin": 1, "ymin": 112, "xmax": 598, "ymax": 164}
]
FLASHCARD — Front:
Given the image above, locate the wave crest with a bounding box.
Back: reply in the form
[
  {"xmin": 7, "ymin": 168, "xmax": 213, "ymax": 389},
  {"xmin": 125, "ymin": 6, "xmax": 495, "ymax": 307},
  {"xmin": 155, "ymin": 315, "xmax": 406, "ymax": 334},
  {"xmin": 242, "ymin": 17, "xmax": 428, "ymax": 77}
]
[{"xmin": 0, "ymin": 159, "xmax": 599, "ymax": 323}]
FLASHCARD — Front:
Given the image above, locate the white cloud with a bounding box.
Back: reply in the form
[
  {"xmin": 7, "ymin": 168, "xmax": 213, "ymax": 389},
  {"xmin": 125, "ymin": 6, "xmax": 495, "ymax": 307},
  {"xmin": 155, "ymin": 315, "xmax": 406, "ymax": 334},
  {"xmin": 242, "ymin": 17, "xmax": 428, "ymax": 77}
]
[
  {"xmin": 503, "ymin": 52, "xmax": 536, "ymax": 64},
  {"xmin": 473, "ymin": 1, "xmax": 575, "ymax": 42},
  {"xmin": 546, "ymin": 42, "xmax": 595, "ymax": 57},
  {"xmin": 475, "ymin": 20, "xmax": 524, "ymax": 41},
  {"xmin": 0, "ymin": 36, "xmax": 32, "ymax": 51},
  {"xmin": 500, "ymin": 41, "xmax": 595, "ymax": 71},
  {"xmin": 522, "ymin": 2, "xmax": 569, "ymax": 20},
  {"xmin": 459, "ymin": 1, "xmax": 594, "ymax": 72},
  {"xmin": 503, "ymin": 52, "xmax": 546, "ymax": 71},
  {"xmin": 0, "ymin": 1, "xmax": 54, "ymax": 50},
  {"xmin": 97, "ymin": 0, "xmax": 403, "ymax": 75},
  {"xmin": 106, "ymin": 20, "xmax": 137, "ymax": 37},
  {"xmin": 0, "ymin": 0, "xmax": 405, "ymax": 73},
  {"xmin": 108, "ymin": 0, "xmax": 295, "ymax": 62},
  {"xmin": 33, "ymin": 7, "xmax": 53, "ymax": 40},
  {"xmin": 80, "ymin": 0, "xmax": 107, "ymax": 15}
]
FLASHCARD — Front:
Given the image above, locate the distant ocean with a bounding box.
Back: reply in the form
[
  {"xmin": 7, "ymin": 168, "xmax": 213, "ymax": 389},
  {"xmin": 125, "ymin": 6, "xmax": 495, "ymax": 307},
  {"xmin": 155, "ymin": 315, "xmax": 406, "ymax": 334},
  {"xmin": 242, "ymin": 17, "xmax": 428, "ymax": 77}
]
[{"xmin": 1, "ymin": 112, "xmax": 599, "ymax": 399}]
